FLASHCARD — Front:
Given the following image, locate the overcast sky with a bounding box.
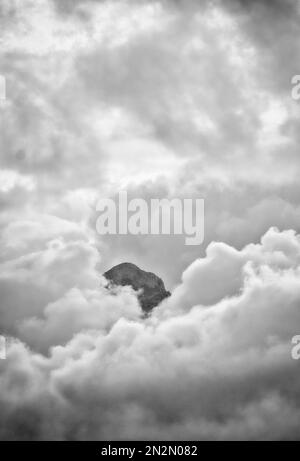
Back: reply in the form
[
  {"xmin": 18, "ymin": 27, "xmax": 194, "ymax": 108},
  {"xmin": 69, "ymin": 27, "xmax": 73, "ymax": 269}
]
[{"xmin": 1, "ymin": 0, "xmax": 300, "ymax": 440}]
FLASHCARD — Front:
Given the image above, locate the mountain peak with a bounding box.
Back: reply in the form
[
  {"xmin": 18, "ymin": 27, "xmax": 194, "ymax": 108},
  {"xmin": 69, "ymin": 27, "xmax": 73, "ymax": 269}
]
[{"xmin": 103, "ymin": 262, "xmax": 170, "ymax": 313}]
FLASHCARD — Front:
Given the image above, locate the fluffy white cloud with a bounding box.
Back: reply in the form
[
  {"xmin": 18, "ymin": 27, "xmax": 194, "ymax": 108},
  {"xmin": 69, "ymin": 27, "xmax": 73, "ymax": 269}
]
[
  {"xmin": 167, "ymin": 227, "xmax": 300, "ymax": 312},
  {"xmin": 0, "ymin": 228, "xmax": 300, "ymax": 439}
]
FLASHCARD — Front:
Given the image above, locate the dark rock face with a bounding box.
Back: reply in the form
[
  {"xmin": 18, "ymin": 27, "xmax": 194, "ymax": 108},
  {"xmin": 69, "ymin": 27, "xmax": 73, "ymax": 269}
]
[{"xmin": 103, "ymin": 262, "xmax": 170, "ymax": 313}]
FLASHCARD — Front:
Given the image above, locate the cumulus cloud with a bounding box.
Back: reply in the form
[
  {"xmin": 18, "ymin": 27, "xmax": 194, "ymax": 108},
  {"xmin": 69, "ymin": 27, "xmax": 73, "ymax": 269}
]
[
  {"xmin": 1, "ymin": 0, "xmax": 300, "ymax": 441},
  {"xmin": 1, "ymin": 228, "xmax": 300, "ymax": 440},
  {"xmin": 167, "ymin": 227, "xmax": 300, "ymax": 312}
]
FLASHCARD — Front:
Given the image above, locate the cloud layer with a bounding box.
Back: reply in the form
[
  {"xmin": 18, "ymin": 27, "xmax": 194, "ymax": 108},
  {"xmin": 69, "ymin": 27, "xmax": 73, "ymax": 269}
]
[
  {"xmin": 1, "ymin": 0, "xmax": 300, "ymax": 440},
  {"xmin": 1, "ymin": 227, "xmax": 300, "ymax": 440}
]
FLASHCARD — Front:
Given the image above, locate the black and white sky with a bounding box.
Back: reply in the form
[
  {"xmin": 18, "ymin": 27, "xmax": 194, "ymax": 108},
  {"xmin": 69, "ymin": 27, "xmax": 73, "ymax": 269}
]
[{"xmin": 1, "ymin": 0, "xmax": 300, "ymax": 440}]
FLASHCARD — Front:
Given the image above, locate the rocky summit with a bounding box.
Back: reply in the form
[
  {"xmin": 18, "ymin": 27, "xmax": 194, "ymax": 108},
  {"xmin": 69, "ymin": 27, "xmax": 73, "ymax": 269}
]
[{"xmin": 103, "ymin": 262, "xmax": 170, "ymax": 313}]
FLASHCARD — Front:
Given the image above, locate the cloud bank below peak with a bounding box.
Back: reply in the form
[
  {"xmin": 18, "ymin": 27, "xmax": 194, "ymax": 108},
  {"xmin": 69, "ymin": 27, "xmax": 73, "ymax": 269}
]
[{"xmin": 0, "ymin": 227, "xmax": 300, "ymax": 440}]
